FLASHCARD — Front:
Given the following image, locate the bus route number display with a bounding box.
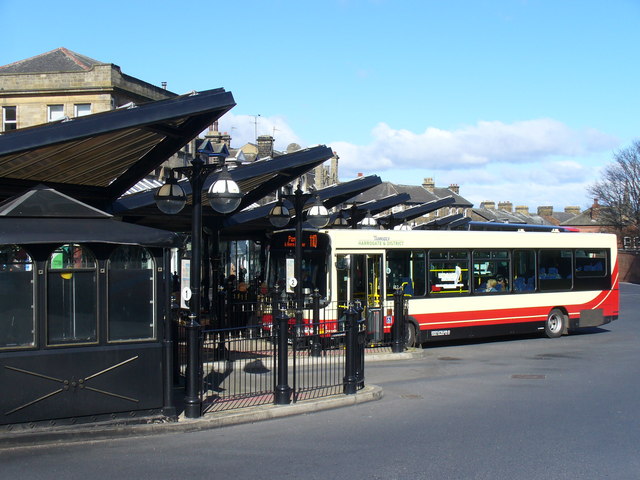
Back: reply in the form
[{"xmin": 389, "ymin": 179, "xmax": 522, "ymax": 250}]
[{"xmin": 282, "ymin": 233, "xmax": 319, "ymax": 248}]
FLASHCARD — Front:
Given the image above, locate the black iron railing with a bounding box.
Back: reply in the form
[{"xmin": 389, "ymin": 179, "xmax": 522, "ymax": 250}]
[
  {"xmin": 172, "ymin": 289, "xmax": 399, "ymax": 415},
  {"xmin": 200, "ymin": 325, "xmax": 275, "ymax": 413}
]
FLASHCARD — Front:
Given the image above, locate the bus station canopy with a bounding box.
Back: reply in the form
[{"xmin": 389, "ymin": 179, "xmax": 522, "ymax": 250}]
[
  {"xmin": 113, "ymin": 145, "xmax": 337, "ymax": 232},
  {"xmin": 0, "ymin": 89, "xmax": 236, "ymax": 209},
  {"xmin": 221, "ymin": 174, "xmax": 383, "ymax": 240},
  {"xmin": 0, "ymin": 185, "xmax": 181, "ymax": 248},
  {"xmin": 0, "ymin": 87, "xmax": 352, "ymax": 236}
]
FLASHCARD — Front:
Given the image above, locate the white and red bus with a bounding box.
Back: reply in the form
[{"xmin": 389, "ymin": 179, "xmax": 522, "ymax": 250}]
[{"xmin": 266, "ymin": 228, "xmax": 619, "ymax": 347}]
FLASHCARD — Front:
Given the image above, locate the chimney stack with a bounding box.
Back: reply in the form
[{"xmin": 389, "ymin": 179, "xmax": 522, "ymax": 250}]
[
  {"xmin": 537, "ymin": 206, "xmax": 553, "ymax": 216},
  {"xmin": 422, "ymin": 177, "xmax": 435, "ymax": 191},
  {"xmin": 448, "ymin": 183, "xmax": 459, "ymax": 194},
  {"xmin": 564, "ymin": 206, "xmax": 581, "ymax": 215},
  {"xmin": 480, "ymin": 201, "xmax": 496, "ymax": 210},
  {"xmin": 498, "ymin": 201, "xmax": 513, "ymax": 212},
  {"xmin": 204, "ymin": 125, "xmax": 232, "ymax": 147},
  {"xmin": 590, "ymin": 199, "xmax": 600, "ymax": 219},
  {"xmin": 515, "ymin": 205, "xmax": 530, "ymax": 215},
  {"xmin": 256, "ymin": 135, "xmax": 274, "ymax": 159}
]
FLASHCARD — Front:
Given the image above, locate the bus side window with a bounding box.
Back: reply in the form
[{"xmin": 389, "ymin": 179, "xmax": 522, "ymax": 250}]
[
  {"xmin": 513, "ymin": 250, "xmax": 536, "ymax": 292},
  {"xmin": 574, "ymin": 249, "xmax": 610, "ymax": 291},
  {"xmin": 386, "ymin": 250, "xmax": 411, "ymax": 296},
  {"xmin": 428, "ymin": 250, "xmax": 469, "ymax": 295},
  {"xmin": 411, "ymin": 250, "xmax": 427, "ymax": 297},
  {"xmin": 539, "ymin": 249, "xmax": 572, "ymax": 291},
  {"xmin": 472, "ymin": 250, "xmax": 510, "ymax": 294}
]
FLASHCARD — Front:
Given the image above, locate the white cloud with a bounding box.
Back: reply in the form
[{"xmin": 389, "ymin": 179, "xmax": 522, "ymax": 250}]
[
  {"xmin": 326, "ymin": 118, "xmax": 620, "ymax": 209},
  {"xmin": 213, "ymin": 113, "xmax": 617, "ymax": 210},
  {"xmin": 330, "ymin": 118, "xmax": 618, "ymax": 177}
]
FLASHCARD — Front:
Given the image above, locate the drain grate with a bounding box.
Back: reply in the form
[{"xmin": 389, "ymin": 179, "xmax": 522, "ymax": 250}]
[{"xmin": 511, "ymin": 374, "xmax": 546, "ymax": 380}]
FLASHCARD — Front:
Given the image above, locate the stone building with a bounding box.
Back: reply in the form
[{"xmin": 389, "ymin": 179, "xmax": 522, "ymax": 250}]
[{"xmin": 0, "ymin": 47, "xmax": 176, "ymax": 132}]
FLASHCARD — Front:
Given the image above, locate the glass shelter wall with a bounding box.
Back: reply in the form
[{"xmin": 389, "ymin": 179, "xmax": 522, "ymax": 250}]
[
  {"xmin": 108, "ymin": 245, "xmax": 155, "ymax": 341},
  {"xmin": 47, "ymin": 244, "xmax": 97, "ymax": 345},
  {"xmin": 0, "ymin": 242, "xmax": 165, "ymax": 351},
  {"xmin": 0, "ymin": 246, "xmax": 35, "ymax": 349}
]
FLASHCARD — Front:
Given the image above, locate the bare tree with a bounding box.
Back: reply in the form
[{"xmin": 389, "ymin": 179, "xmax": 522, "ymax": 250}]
[{"xmin": 588, "ymin": 140, "xmax": 640, "ymax": 235}]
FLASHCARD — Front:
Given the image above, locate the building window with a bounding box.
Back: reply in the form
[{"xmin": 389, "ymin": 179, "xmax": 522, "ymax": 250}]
[
  {"xmin": 108, "ymin": 245, "xmax": 155, "ymax": 342},
  {"xmin": 2, "ymin": 106, "xmax": 17, "ymax": 132},
  {"xmin": 47, "ymin": 104, "xmax": 65, "ymax": 122},
  {"xmin": 74, "ymin": 103, "xmax": 91, "ymax": 117},
  {"xmin": 0, "ymin": 245, "xmax": 35, "ymax": 349},
  {"xmin": 47, "ymin": 244, "xmax": 97, "ymax": 345}
]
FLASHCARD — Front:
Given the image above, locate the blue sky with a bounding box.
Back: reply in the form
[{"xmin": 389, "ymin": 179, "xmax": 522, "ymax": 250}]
[{"xmin": 2, "ymin": 0, "xmax": 639, "ymax": 211}]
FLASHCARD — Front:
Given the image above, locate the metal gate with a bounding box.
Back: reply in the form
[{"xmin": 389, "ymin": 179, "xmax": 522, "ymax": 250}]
[{"xmin": 175, "ymin": 293, "xmax": 365, "ymax": 414}]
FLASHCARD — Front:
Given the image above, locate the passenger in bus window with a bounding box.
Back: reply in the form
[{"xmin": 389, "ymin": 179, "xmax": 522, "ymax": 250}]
[
  {"xmin": 496, "ymin": 275, "xmax": 508, "ymax": 292},
  {"xmin": 486, "ymin": 279, "xmax": 498, "ymax": 292}
]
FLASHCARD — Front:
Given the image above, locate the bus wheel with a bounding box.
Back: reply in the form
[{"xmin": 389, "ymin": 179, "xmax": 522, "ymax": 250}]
[
  {"xmin": 545, "ymin": 309, "xmax": 565, "ymax": 338},
  {"xmin": 405, "ymin": 322, "xmax": 417, "ymax": 348}
]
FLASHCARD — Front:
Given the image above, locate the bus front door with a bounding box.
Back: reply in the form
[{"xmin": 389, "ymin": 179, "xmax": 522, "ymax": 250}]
[{"xmin": 336, "ymin": 253, "xmax": 383, "ymax": 340}]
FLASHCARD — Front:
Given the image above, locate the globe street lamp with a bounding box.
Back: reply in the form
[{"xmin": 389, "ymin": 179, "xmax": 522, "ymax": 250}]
[
  {"xmin": 155, "ymin": 140, "xmax": 242, "ymax": 418},
  {"xmin": 358, "ymin": 211, "xmax": 378, "ymax": 229}
]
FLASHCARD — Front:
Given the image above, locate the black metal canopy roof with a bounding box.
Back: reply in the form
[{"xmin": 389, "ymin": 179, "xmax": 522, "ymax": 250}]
[
  {"xmin": 413, "ymin": 212, "xmax": 466, "ymax": 230},
  {"xmin": 0, "ymin": 87, "xmax": 384, "ymax": 240},
  {"xmin": 0, "ymin": 88, "xmax": 236, "ymax": 208},
  {"xmin": 0, "ymin": 185, "xmax": 181, "ymax": 247},
  {"xmin": 114, "ymin": 145, "xmax": 337, "ymax": 232},
  {"xmin": 220, "ymin": 174, "xmax": 382, "ymax": 240},
  {"xmin": 329, "ymin": 193, "xmax": 411, "ymax": 227},
  {"xmin": 376, "ymin": 196, "xmax": 456, "ymax": 229}
]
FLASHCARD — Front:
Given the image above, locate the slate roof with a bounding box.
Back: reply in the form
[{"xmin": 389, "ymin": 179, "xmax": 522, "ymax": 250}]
[
  {"xmin": 543, "ymin": 211, "xmax": 578, "ymax": 224},
  {"xmin": 433, "ymin": 187, "xmax": 473, "ymax": 207},
  {"xmin": 472, "ymin": 207, "xmax": 548, "ymax": 225},
  {"xmin": 0, "ymin": 47, "xmax": 106, "ymax": 74},
  {"xmin": 560, "ymin": 208, "xmax": 614, "ymax": 227},
  {"xmin": 351, "ymin": 181, "xmax": 473, "ymax": 208}
]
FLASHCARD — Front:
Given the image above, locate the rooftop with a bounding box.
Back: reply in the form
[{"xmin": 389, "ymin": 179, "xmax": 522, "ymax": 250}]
[{"xmin": 0, "ymin": 47, "xmax": 107, "ymax": 74}]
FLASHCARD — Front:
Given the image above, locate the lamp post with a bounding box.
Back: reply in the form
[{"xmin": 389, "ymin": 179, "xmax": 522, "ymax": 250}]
[
  {"xmin": 268, "ymin": 184, "xmax": 329, "ymax": 358},
  {"xmin": 155, "ymin": 140, "xmax": 242, "ymax": 418},
  {"xmin": 336, "ymin": 204, "xmax": 378, "ymax": 230}
]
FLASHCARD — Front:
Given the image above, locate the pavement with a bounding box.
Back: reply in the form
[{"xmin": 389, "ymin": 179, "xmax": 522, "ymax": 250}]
[{"xmin": 0, "ymin": 349, "xmax": 421, "ymax": 449}]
